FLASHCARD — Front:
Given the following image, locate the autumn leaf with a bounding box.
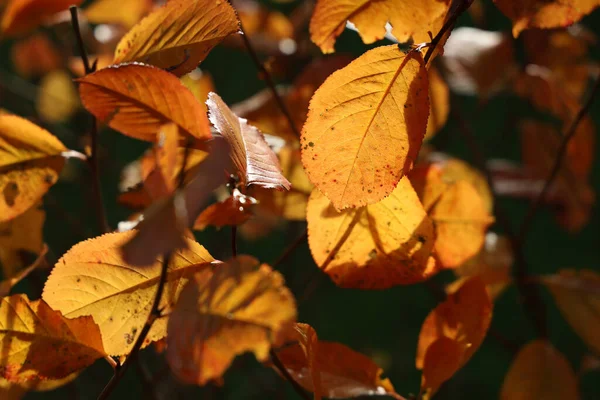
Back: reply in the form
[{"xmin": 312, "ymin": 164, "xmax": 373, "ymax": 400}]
[
  {"xmin": 10, "ymin": 34, "xmax": 61, "ymax": 78},
  {"xmin": 276, "ymin": 323, "xmax": 404, "ymax": 400},
  {"xmin": 85, "ymin": 0, "xmax": 153, "ymax": 28},
  {"xmin": 207, "ymin": 92, "xmax": 291, "ymax": 190},
  {"xmin": 541, "ymin": 269, "xmax": 600, "ymax": 355},
  {"xmin": 193, "ymin": 189, "xmax": 256, "ymax": 230},
  {"xmin": 113, "ymin": 0, "xmax": 240, "ymax": 77},
  {"xmin": 0, "ymin": 372, "xmax": 79, "ymax": 400},
  {"xmin": 0, "ymin": 244, "xmax": 47, "ymax": 297},
  {"xmin": 140, "ymin": 123, "xmax": 181, "ymax": 199},
  {"xmin": 36, "ymin": 70, "xmax": 80, "ymax": 124},
  {"xmin": 0, "ymin": 294, "xmax": 106, "ymax": 382},
  {"xmin": 0, "ymin": 0, "xmax": 82, "ymax": 37},
  {"xmin": 500, "ymin": 340, "xmax": 579, "ymax": 400},
  {"xmin": 77, "ymin": 63, "xmax": 212, "ymax": 142},
  {"xmin": 166, "ymin": 256, "xmax": 296, "ymax": 385},
  {"xmin": 301, "ymin": 46, "xmax": 429, "ymax": 210},
  {"xmin": 309, "ymin": 0, "xmax": 450, "ymax": 53},
  {"xmin": 425, "ymin": 66, "xmax": 449, "ymax": 140},
  {"xmin": 494, "ymin": 0, "xmax": 600, "ymax": 37},
  {"xmin": 307, "ymin": 177, "xmax": 438, "ymax": 289},
  {"xmin": 0, "ymin": 114, "xmax": 67, "ymax": 222},
  {"xmin": 181, "ymin": 69, "xmax": 215, "ymax": 112},
  {"xmin": 42, "ymin": 231, "xmax": 215, "ymax": 355},
  {"xmin": 416, "ymin": 277, "xmax": 492, "ymax": 397}
]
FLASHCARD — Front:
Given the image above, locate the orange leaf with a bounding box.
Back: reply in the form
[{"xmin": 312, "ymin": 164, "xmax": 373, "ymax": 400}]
[
  {"xmin": 416, "ymin": 277, "xmax": 492, "ymax": 397},
  {"xmin": 85, "ymin": 0, "xmax": 153, "ymax": 28},
  {"xmin": 193, "ymin": 189, "xmax": 255, "ymax": 230},
  {"xmin": 307, "ymin": 177, "xmax": 438, "ymax": 289},
  {"xmin": 301, "ymin": 46, "xmax": 429, "ymax": 210},
  {"xmin": 113, "ymin": 0, "xmax": 240, "ymax": 77},
  {"xmin": 78, "ymin": 63, "xmax": 212, "ymax": 142},
  {"xmin": 309, "ymin": 0, "xmax": 450, "ymax": 53},
  {"xmin": 166, "ymin": 256, "xmax": 296, "ymax": 385},
  {"xmin": 500, "ymin": 340, "xmax": 579, "ymax": 400},
  {"xmin": 277, "ymin": 327, "xmax": 403, "ymax": 399},
  {"xmin": 0, "ymin": 0, "xmax": 81, "ymax": 37},
  {"xmin": 0, "ymin": 115, "xmax": 67, "ymax": 222},
  {"xmin": 42, "ymin": 231, "xmax": 215, "ymax": 355},
  {"xmin": 425, "ymin": 66, "xmax": 449, "ymax": 141},
  {"xmin": 207, "ymin": 92, "xmax": 291, "ymax": 190},
  {"xmin": 140, "ymin": 123, "xmax": 181, "ymax": 198},
  {"xmin": 0, "ymin": 294, "xmax": 106, "ymax": 382},
  {"xmin": 494, "ymin": 0, "xmax": 600, "ymax": 37},
  {"xmin": 541, "ymin": 269, "xmax": 600, "ymax": 355},
  {"xmin": 10, "ymin": 34, "xmax": 61, "ymax": 78},
  {"xmin": 181, "ymin": 69, "xmax": 215, "ymax": 112}
]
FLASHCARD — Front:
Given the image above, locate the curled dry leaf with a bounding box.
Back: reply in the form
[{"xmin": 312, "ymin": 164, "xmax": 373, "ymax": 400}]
[
  {"xmin": 113, "ymin": 0, "xmax": 240, "ymax": 77},
  {"xmin": 77, "ymin": 63, "xmax": 212, "ymax": 142},
  {"xmin": 307, "ymin": 177, "xmax": 438, "ymax": 289},
  {"xmin": 0, "ymin": 114, "xmax": 67, "ymax": 222},
  {"xmin": 309, "ymin": 0, "xmax": 450, "ymax": 53},
  {"xmin": 85, "ymin": 0, "xmax": 153, "ymax": 28},
  {"xmin": 42, "ymin": 231, "xmax": 215, "ymax": 355},
  {"xmin": 416, "ymin": 277, "xmax": 492, "ymax": 397},
  {"xmin": 301, "ymin": 45, "xmax": 429, "ymax": 210},
  {"xmin": 500, "ymin": 340, "xmax": 579, "ymax": 400},
  {"xmin": 0, "ymin": 294, "xmax": 106, "ymax": 382},
  {"xmin": 166, "ymin": 256, "xmax": 296, "ymax": 385},
  {"xmin": 276, "ymin": 322, "xmax": 404, "ymax": 400},
  {"xmin": 207, "ymin": 92, "xmax": 291, "ymax": 190},
  {"xmin": 541, "ymin": 269, "xmax": 600, "ymax": 355},
  {"xmin": 0, "ymin": 0, "xmax": 82, "ymax": 37},
  {"xmin": 494, "ymin": 0, "xmax": 600, "ymax": 37}
]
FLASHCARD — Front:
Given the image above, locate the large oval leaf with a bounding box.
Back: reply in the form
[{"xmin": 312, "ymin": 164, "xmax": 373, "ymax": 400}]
[
  {"xmin": 42, "ymin": 231, "xmax": 215, "ymax": 356},
  {"xmin": 0, "ymin": 115, "xmax": 66, "ymax": 222},
  {"xmin": 77, "ymin": 63, "xmax": 212, "ymax": 142},
  {"xmin": 113, "ymin": 0, "xmax": 240, "ymax": 76},
  {"xmin": 301, "ymin": 45, "xmax": 429, "ymax": 210}
]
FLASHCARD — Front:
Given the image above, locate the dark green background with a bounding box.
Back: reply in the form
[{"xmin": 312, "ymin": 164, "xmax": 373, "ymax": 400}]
[{"xmin": 1, "ymin": 0, "xmax": 599, "ymax": 399}]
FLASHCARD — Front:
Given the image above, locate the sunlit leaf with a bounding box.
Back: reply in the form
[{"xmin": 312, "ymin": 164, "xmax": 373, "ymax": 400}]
[
  {"xmin": 85, "ymin": 0, "xmax": 153, "ymax": 28},
  {"xmin": 193, "ymin": 189, "xmax": 255, "ymax": 230},
  {"xmin": 42, "ymin": 231, "xmax": 215, "ymax": 355},
  {"xmin": 207, "ymin": 92, "xmax": 291, "ymax": 190},
  {"xmin": 113, "ymin": 0, "xmax": 240, "ymax": 77},
  {"xmin": 301, "ymin": 46, "xmax": 429, "ymax": 210},
  {"xmin": 36, "ymin": 70, "xmax": 80, "ymax": 124},
  {"xmin": 0, "ymin": 0, "xmax": 81, "ymax": 37},
  {"xmin": 425, "ymin": 66, "xmax": 449, "ymax": 140},
  {"xmin": 0, "ymin": 204, "xmax": 44, "ymax": 278},
  {"xmin": 500, "ymin": 340, "xmax": 579, "ymax": 400},
  {"xmin": 166, "ymin": 256, "xmax": 296, "ymax": 385},
  {"xmin": 307, "ymin": 177, "xmax": 438, "ymax": 289},
  {"xmin": 416, "ymin": 277, "xmax": 492, "ymax": 397},
  {"xmin": 0, "ymin": 294, "xmax": 106, "ymax": 382},
  {"xmin": 309, "ymin": 0, "xmax": 450, "ymax": 53},
  {"xmin": 77, "ymin": 63, "xmax": 212, "ymax": 142},
  {"xmin": 181, "ymin": 69, "xmax": 215, "ymax": 112},
  {"xmin": 0, "ymin": 115, "xmax": 67, "ymax": 222}
]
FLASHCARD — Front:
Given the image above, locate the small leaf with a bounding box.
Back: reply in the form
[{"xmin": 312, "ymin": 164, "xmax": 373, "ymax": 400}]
[
  {"xmin": 416, "ymin": 277, "xmax": 492, "ymax": 397},
  {"xmin": 310, "ymin": 0, "xmax": 450, "ymax": 53},
  {"xmin": 42, "ymin": 231, "xmax": 215, "ymax": 355},
  {"xmin": 166, "ymin": 256, "xmax": 296, "ymax": 385},
  {"xmin": 500, "ymin": 340, "xmax": 579, "ymax": 400},
  {"xmin": 307, "ymin": 177, "xmax": 438, "ymax": 289},
  {"xmin": 193, "ymin": 189, "xmax": 256, "ymax": 230},
  {"xmin": 207, "ymin": 92, "xmax": 291, "ymax": 190},
  {"xmin": 0, "ymin": 294, "xmax": 106, "ymax": 382},
  {"xmin": 0, "ymin": 0, "xmax": 82, "ymax": 37},
  {"xmin": 77, "ymin": 63, "xmax": 212, "ymax": 142},
  {"xmin": 0, "ymin": 115, "xmax": 67, "ymax": 222},
  {"xmin": 541, "ymin": 269, "xmax": 600, "ymax": 355},
  {"xmin": 301, "ymin": 45, "xmax": 429, "ymax": 210},
  {"xmin": 113, "ymin": 0, "xmax": 240, "ymax": 76}
]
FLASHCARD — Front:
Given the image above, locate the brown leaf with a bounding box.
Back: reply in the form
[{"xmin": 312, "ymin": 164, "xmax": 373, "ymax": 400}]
[{"xmin": 193, "ymin": 189, "xmax": 256, "ymax": 230}]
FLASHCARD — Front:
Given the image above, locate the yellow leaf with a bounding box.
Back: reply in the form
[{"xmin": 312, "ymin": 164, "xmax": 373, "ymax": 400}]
[
  {"xmin": 181, "ymin": 69, "xmax": 215, "ymax": 112},
  {"xmin": 42, "ymin": 231, "xmax": 215, "ymax": 356},
  {"xmin": 0, "ymin": 0, "xmax": 82, "ymax": 37},
  {"xmin": 542, "ymin": 269, "xmax": 600, "ymax": 355},
  {"xmin": 113, "ymin": 0, "xmax": 240, "ymax": 77},
  {"xmin": 500, "ymin": 340, "xmax": 579, "ymax": 400},
  {"xmin": 207, "ymin": 92, "xmax": 291, "ymax": 190},
  {"xmin": 425, "ymin": 66, "xmax": 449, "ymax": 141},
  {"xmin": 36, "ymin": 70, "xmax": 80, "ymax": 124},
  {"xmin": 77, "ymin": 63, "xmax": 212, "ymax": 142},
  {"xmin": 85, "ymin": 0, "xmax": 153, "ymax": 28},
  {"xmin": 416, "ymin": 277, "xmax": 492, "ymax": 397},
  {"xmin": 0, "ymin": 294, "xmax": 106, "ymax": 382},
  {"xmin": 0, "ymin": 115, "xmax": 66, "ymax": 222},
  {"xmin": 307, "ymin": 177, "xmax": 438, "ymax": 289},
  {"xmin": 166, "ymin": 256, "xmax": 296, "ymax": 385},
  {"xmin": 494, "ymin": 0, "xmax": 600, "ymax": 37},
  {"xmin": 301, "ymin": 46, "xmax": 429, "ymax": 210},
  {"xmin": 0, "ymin": 371, "xmax": 79, "ymax": 399},
  {"xmin": 309, "ymin": 0, "xmax": 450, "ymax": 53}
]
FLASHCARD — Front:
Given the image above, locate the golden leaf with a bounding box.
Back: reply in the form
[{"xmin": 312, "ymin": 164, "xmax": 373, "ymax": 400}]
[
  {"xmin": 85, "ymin": 0, "xmax": 153, "ymax": 28},
  {"xmin": 36, "ymin": 70, "xmax": 80, "ymax": 124}
]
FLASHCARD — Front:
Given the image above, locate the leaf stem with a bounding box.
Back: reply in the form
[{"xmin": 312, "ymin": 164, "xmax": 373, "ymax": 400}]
[
  {"xmin": 269, "ymin": 349, "xmax": 311, "ymax": 400},
  {"xmin": 423, "ymin": 0, "xmax": 474, "ymax": 65},
  {"xmin": 69, "ymin": 6, "xmax": 110, "ymax": 234}
]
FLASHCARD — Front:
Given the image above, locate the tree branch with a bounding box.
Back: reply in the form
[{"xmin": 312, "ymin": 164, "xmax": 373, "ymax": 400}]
[{"xmin": 69, "ymin": 6, "xmax": 110, "ymax": 234}]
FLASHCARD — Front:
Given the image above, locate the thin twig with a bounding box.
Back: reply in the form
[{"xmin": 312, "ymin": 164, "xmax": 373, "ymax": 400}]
[
  {"xmin": 69, "ymin": 6, "xmax": 110, "ymax": 234},
  {"xmin": 423, "ymin": 0, "xmax": 474, "ymax": 65},
  {"xmin": 518, "ymin": 76, "xmax": 600, "ymax": 241},
  {"xmin": 269, "ymin": 349, "xmax": 311, "ymax": 400},
  {"xmin": 97, "ymin": 252, "xmax": 172, "ymax": 400},
  {"xmin": 272, "ymin": 228, "xmax": 307, "ymax": 269}
]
